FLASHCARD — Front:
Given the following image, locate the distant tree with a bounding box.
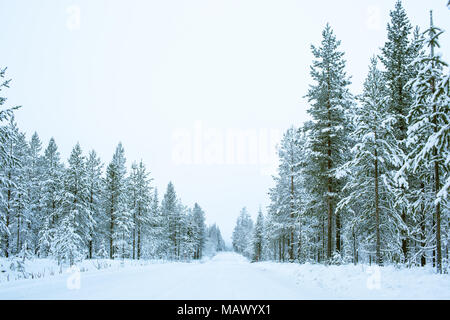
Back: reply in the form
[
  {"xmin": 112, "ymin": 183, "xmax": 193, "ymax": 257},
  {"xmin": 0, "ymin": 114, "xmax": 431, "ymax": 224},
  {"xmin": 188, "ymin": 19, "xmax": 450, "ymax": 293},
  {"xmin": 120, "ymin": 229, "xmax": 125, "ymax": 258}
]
[
  {"xmin": 192, "ymin": 203, "xmax": 206, "ymax": 259},
  {"xmin": 161, "ymin": 182, "xmax": 179, "ymax": 259},
  {"xmin": 252, "ymin": 208, "xmax": 265, "ymax": 262},
  {"xmin": 232, "ymin": 207, "xmax": 254, "ymax": 258},
  {"xmin": 205, "ymin": 224, "xmax": 226, "ymax": 255}
]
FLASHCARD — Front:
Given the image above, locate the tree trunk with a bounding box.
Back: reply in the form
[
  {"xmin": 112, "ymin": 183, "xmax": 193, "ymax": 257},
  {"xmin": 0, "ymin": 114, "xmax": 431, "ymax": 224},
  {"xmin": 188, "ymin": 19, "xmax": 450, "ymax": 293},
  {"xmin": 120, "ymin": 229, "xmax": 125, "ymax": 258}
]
[
  {"xmin": 322, "ymin": 216, "xmax": 325, "ymax": 262},
  {"xmin": 327, "ymin": 180, "xmax": 332, "ymax": 261},
  {"xmin": 433, "ymin": 212, "xmax": 436, "ymax": 267},
  {"xmin": 89, "ymin": 240, "xmax": 93, "ymax": 259},
  {"xmin": 5, "ymin": 173, "xmax": 11, "ymax": 258},
  {"xmin": 132, "ymin": 222, "xmax": 136, "ymax": 260},
  {"xmin": 420, "ymin": 183, "xmax": 426, "ymax": 267},
  {"xmin": 137, "ymin": 207, "xmax": 141, "ymax": 260},
  {"xmin": 89, "ymin": 191, "xmax": 94, "ymax": 259},
  {"xmin": 16, "ymin": 206, "xmax": 21, "ymax": 255},
  {"xmin": 289, "ymin": 173, "xmax": 295, "ymax": 262},
  {"xmin": 401, "ymin": 209, "xmax": 408, "ymax": 264},
  {"xmin": 297, "ymin": 219, "xmax": 302, "ymax": 262},
  {"xmin": 430, "ymin": 11, "xmax": 442, "ymax": 273},
  {"xmin": 434, "ymin": 157, "xmax": 442, "ymax": 273},
  {"xmin": 109, "ymin": 194, "xmax": 114, "ymax": 259},
  {"xmin": 336, "ymin": 209, "xmax": 341, "ymax": 254},
  {"xmin": 374, "ymin": 145, "xmax": 381, "ymax": 265},
  {"xmin": 327, "ymin": 132, "xmax": 333, "ymax": 261}
]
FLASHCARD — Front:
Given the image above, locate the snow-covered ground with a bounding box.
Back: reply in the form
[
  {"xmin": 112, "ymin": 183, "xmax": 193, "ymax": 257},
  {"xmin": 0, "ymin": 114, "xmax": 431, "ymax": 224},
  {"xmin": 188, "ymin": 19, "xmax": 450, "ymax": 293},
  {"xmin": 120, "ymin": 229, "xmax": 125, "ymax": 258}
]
[{"xmin": 0, "ymin": 252, "xmax": 449, "ymax": 299}]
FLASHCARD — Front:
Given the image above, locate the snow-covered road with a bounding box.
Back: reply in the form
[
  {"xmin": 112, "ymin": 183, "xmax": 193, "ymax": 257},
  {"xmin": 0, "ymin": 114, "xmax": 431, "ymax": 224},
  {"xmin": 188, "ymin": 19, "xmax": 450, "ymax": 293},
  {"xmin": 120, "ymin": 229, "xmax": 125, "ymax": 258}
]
[
  {"xmin": 0, "ymin": 253, "xmax": 307, "ymax": 299},
  {"xmin": 1, "ymin": 252, "xmax": 449, "ymax": 299}
]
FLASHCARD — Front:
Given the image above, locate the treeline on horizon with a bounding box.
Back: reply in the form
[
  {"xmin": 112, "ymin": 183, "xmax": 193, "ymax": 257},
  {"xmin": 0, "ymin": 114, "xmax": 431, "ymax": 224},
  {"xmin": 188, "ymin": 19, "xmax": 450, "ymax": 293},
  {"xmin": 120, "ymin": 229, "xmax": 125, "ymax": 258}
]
[
  {"xmin": 0, "ymin": 96, "xmax": 226, "ymax": 265},
  {"xmin": 232, "ymin": 2, "xmax": 449, "ymax": 273}
]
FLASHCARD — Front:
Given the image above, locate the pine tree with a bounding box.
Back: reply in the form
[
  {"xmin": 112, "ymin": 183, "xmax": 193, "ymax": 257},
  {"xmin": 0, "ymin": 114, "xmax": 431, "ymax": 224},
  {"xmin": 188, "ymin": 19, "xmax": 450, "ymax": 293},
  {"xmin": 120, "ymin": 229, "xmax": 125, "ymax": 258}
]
[
  {"xmin": 38, "ymin": 138, "xmax": 64, "ymax": 257},
  {"xmin": 192, "ymin": 203, "xmax": 206, "ymax": 259},
  {"xmin": 0, "ymin": 118, "xmax": 31, "ymax": 257},
  {"xmin": 0, "ymin": 67, "xmax": 20, "ymax": 258},
  {"xmin": 104, "ymin": 142, "xmax": 130, "ymax": 259},
  {"xmin": 11, "ymin": 131, "xmax": 30, "ymax": 256},
  {"xmin": 305, "ymin": 23, "xmax": 352, "ymax": 260},
  {"xmin": 51, "ymin": 208, "xmax": 83, "ymax": 266},
  {"xmin": 379, "ymin": 0, "xmax": 418, "ymax": 263},
  {"xmin": 171, "ymin": 200, "xmax": 186, "ymax": 259},
  {"xmin": 205, "ymin": 224, "xmax": 226, "ymax": 254},
  {"xmin": 265, "ymin": 127, "xmax": 304, "ymax": 262},
  {"xmin": 54, "ymin": 143, "xmax": 89, "ymax": 262},
  {"xmin": 232, "ymin": 207, "xmax": 254, "ymax": 258},
  {"xmin": 279, "ymin": 127, "xmax": 302, "ymax": 261},
  {"xmin": 252, "ymin": 208, "xmax": 265, "ymax": 262},
  {"xmin": 337, "ymin": 57, "xmax": 395, "ymax": 265},
  {"xmin": 380, "ymin": 1, "xmax": 414, "ymax": 141},
  {"xmin": 27, "ymin": 132, "xmax": 43, "ymax": 254},
  {"xmin": 0, "ymin": 117, "xmax": 18, "ymax": 257},
  {"xmin": 128, "ymin": 160, "xmax": 152, "ymax": 260},
  {"xmin": 405, "ymin": 11, "xmax": 449, "ymax": 273},
  {"xmin": 147, "ymin": 188, "xmax": 165, "ymax": 258},
  {"xmin": 161, "ymin": 182, "xmax": 178, "ymax": 259},
  {"xmin": 179, "ymin": 205, "xmax": 196, "ymax": 261},
  {"xmin": 85, "ymin": 150, "xmax": 103, "ymax": 258}
]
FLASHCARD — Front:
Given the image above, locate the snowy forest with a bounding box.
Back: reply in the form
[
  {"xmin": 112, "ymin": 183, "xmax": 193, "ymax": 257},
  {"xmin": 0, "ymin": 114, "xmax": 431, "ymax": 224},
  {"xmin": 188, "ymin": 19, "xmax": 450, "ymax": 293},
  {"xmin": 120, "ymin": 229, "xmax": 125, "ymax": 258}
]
[
  {"xmin": 0, "ymin": 0, "xmax": 449, "ymax": 301},
  {"xmin": 232, "ymin": 2, "xmax": 449, "ymax": 274},
  {"xmin": 0, "ymin": 86, "xmax": 226, "ymax": 264}
]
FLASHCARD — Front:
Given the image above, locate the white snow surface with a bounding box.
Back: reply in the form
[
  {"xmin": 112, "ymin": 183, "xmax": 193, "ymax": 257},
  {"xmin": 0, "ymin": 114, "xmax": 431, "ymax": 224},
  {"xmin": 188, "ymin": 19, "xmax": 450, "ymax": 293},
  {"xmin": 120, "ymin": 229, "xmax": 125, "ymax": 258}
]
[{"xmin": 0, "ymin": 252, "xmax": 449, "ymax": 299}]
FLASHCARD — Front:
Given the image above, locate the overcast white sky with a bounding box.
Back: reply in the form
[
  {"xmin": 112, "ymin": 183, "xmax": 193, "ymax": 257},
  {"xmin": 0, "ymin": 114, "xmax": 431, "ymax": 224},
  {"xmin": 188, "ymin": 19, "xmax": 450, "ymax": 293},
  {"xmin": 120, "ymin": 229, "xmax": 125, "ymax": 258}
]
[{"xmin": 0, "ymin": 0, "xmax": 449, "ymax": 245}]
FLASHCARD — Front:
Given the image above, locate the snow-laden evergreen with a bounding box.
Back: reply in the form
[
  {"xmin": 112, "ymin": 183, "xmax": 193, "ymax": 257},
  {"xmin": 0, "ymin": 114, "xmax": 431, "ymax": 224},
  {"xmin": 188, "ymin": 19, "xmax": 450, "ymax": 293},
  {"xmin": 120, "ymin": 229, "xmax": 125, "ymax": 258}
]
[
  {"xmin": 336, "ymin": 57, "xmax": 395, "ymax": 265},
  {"xmin": 402, "ymin": 13, "xmax": 450, "ymax": 273},
  {"xmin": 304, "ymin": 23, "xmax": 353, "ymax": 260},
  {"xmin": 252, "ymin": 208, "xmax": 265, "ymax": 262}
]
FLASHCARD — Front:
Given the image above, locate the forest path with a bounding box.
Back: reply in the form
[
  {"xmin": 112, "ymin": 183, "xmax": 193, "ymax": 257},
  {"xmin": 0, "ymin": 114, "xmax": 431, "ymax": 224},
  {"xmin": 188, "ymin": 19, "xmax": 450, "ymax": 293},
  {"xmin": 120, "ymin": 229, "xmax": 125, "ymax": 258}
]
[{"xmin": 0, "ymin": 252, "xmax": 309, "ymax": 299}]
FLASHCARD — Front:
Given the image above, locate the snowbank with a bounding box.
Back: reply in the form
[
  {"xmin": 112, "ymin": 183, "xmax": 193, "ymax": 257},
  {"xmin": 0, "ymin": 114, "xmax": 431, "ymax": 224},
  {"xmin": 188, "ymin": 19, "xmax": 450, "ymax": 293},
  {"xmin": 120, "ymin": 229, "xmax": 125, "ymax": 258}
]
[
  {"xmin": 254, "ymin": 261, "xmax": 450, "ymax": 299},
  {"xmin": 0, "ymin": 256, "xmax": 199, "ymax": 284}
]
